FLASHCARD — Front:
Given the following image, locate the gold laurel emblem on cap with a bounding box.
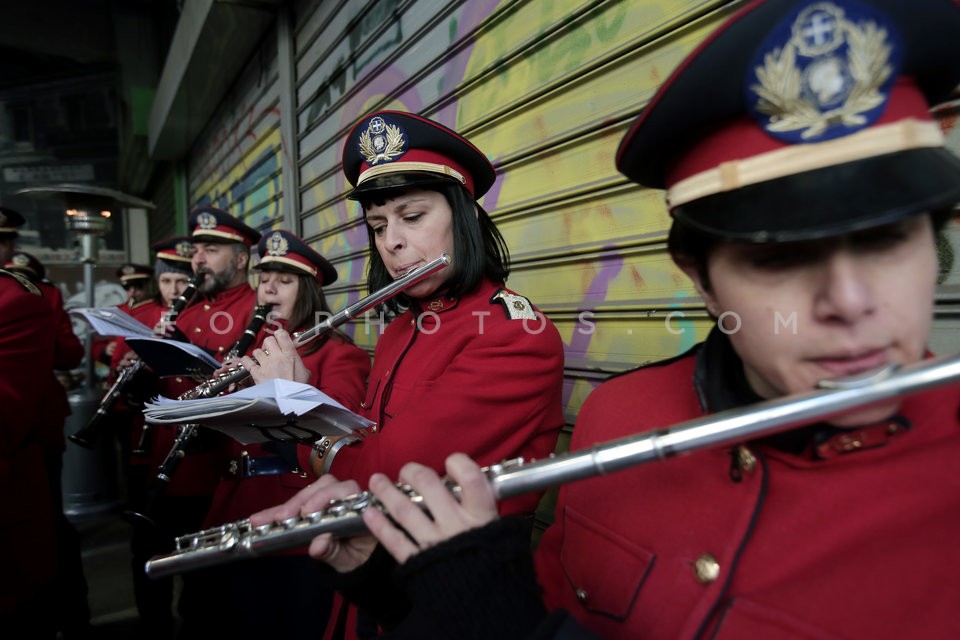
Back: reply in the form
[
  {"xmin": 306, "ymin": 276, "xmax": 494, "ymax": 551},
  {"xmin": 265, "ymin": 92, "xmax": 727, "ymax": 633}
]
[
  {"xmin": 197, "ymin": 212, "xmax": 218, "ymax": 229},
  {"xmin": 266, "ymin": 232, "xmax": 290, "ymax": 256},
  {"xmin": 751, "ymin": 2, "xmax": 893, "ymax": 140},
  {"xmin": 358, "ymin": 116, "xmax": 406, "ymax": 165},
  {"xmin": 12, "ymin": 254, "xmax": 29, "ymax": 267},
  {"xmin": 175, "ymin": 241, "xmax": 193, "ymax": 258},
  {"xmin": 122, "ymin": 265, "xmax": 136, "ymax": 275}
]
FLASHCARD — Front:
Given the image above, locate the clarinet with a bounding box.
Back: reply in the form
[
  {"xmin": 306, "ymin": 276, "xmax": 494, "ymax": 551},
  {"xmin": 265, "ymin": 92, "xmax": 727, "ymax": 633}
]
[
  {"xmin": 143, "ymin": 352, "xmax": 960, "ymax": 579},
  {"xmin": 225, "ymin": 303, "xmax": 275, "ymax": 360},
  {"xmin": 152, "ymin": 303, "xmax": 275, "ymax": 490},
  {"xmin": 70, "ymin": 274, "xmax": 202, "ymax": 449}
]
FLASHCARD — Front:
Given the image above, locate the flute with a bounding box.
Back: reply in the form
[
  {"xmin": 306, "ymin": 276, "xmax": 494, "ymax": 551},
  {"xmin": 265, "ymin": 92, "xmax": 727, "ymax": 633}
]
[
  {"xmin": 178, "ymin": 253, "xmax": 451, "ymax": 400},
  {"xmin": 144, "ymin": 351, "xmax": 960, "ymax": 579}
]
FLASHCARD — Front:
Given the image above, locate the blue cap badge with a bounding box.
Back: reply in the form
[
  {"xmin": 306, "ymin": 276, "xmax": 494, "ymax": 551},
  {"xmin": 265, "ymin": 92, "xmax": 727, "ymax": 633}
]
[
  {"xmin": 358, "ymin": 115, "xmax": 408, "ymax": 166},
  {"xmin": 747, "ymin": 0, "xmax": 902, "ymax": 143}
]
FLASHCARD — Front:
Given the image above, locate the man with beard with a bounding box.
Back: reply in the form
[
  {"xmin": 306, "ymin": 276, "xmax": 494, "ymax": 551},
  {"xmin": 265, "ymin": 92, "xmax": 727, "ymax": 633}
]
[
  {"xmin": 171, "ymin": 206, "xmax": 261, "ymax": 360},
  {"xmin": 137, "ymin": 206, "xmax": 260, "ymax": 639}
]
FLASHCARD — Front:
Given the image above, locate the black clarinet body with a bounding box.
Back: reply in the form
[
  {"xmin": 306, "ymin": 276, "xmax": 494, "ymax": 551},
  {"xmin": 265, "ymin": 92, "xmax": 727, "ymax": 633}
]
[{"xmin": 132, "ymin": 302, "xmax": 275, "ymax": 525}]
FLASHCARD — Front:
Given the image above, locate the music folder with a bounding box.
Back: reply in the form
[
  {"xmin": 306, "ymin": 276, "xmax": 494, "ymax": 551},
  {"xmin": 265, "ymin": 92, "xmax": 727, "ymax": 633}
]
[
  {"xmin": 142, "ymin": 379, "xmax": 374, "ymax": 445},
  {"xmin": 125, "ymin": 337, "xmax": 222, "ymax": 378}
]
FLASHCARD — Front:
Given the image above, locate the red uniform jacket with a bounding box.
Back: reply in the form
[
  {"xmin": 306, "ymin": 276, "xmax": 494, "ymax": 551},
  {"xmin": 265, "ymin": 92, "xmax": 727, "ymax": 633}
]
[
  {"xmin": 534, "ymin": 349, "xmax": 960, "ymax": 639},
  {"xmin": 0, "ymin": 273, "xmax": 57, "ymax": 612},
  {"xmin": 297, "ymin": 278, "xmax": 566, "ymax": 517},
  {"xmin": 203, "ymin": 325, "xmax": 371, "ymax": 527},
  {"xmin": 39, "ymin": 282, "xmax": 84, "ymax": 454},
  {"xmin": 150, "ymin": 283, "xmax": 258, "ymax": 496}
]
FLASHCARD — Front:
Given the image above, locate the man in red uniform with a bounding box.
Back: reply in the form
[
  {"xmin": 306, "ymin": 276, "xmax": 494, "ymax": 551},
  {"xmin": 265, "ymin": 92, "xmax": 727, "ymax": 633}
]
[
  {"xmin": 4, "ymin": 251, "xmax": 90, "ymax": 637},
  {"xmin": 151, "ymin": 207, "xmax": 260, "ymax": 483},
  {"xmin": 269, "ymin": 1, "xmax": 960, "ymax": 638},
  {"xmin": 146, "ymin": 206, "xmax": 260, "ymax": 637},
  {"xmin": 0, "ymin": 267, "xmax": 58, "ymax": 635}
]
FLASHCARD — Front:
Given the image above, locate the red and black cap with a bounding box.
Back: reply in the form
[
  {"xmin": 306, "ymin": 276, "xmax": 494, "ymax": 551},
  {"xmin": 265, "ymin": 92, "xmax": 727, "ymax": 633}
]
[
  {"xmin": 254, "ymin": 229, "xmax": 338, "ymax": 286},
  {"xmin": 4, "ymin": 251, "xmax": 45, "ymax": 282},
  {"xmin": 116, "ymin": 263, "xmax": 153, "ymax": 286},
  {"xmin": 616, "ymin": 0, "xmax": 960, "ymax": 242},
  {"xmin": 342, "ymin": 110, "xmax": 496, "ymax": 200},
  {"xmin": 188, "ymin": 206, "xmax": 261, "ymax": 246},
  {"xmin": 151, "ymin": 236, "xmax": 194, "ymax": 264},
  {"xmin": 0, "ymin": 206, "xmax": 25, "ymax": 237},
  {"xmin": 151, "ymin": 236, "xmax": 194, "ymax": 277}
]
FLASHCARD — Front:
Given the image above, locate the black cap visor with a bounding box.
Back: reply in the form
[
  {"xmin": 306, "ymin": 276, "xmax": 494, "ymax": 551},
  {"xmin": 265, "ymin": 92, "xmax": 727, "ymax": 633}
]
[{"xmin": 672, "ymin": 147, "xmax": 960, "ymax": 243}]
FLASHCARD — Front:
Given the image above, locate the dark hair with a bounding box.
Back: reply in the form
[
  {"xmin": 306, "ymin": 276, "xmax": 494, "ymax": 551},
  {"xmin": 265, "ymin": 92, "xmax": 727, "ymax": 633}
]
[
  {"xmin": 667, "ymin": 220, "xmax": 717, "ymax": 292},
  {"xmin": 258, "ymin": 265, "xmax": 351, "ymax": 356},
  {"xmin": 358, "ymin": 182, "xmax": 510, "ymax": 314},
  {"xmin": 230, "ymin": 242, "xmax": 251, "ymax": 269}
]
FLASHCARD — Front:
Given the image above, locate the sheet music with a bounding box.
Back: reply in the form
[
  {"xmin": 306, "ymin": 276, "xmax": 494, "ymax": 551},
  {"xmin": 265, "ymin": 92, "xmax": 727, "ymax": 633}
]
[
  {"xmin": 70, "ymin": 306, "xmax": 155, "ymax": 338},
  {"xmin": 143, "ymin": 379, "xmax": 375, "ymax": 445}
]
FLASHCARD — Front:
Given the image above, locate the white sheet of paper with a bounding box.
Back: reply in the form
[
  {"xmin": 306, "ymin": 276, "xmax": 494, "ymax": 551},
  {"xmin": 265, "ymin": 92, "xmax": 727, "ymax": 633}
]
[
  {"xmin": 70, "ymin": 306, "xmax": 155, "ymax": 338},
  {"xmin": 142, "ymin": 379, "xmax": 374, "ymax": 445}
]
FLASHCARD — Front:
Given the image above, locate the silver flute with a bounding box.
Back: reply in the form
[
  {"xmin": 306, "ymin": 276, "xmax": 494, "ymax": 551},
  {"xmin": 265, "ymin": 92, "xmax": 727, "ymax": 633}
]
[
  {"xmin": 178, "ymin": 253, "xmax": 451, "ymax": 400},
  {"xmin": 144, "ymin": 351, "xmax": 960, "ymax": 579}
]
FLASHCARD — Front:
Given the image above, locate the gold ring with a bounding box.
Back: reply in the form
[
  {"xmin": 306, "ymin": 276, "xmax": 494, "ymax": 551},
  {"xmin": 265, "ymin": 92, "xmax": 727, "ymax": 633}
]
[{"xmin": 263, "ymin": 349, "xmax": 270, "ymax": 356}]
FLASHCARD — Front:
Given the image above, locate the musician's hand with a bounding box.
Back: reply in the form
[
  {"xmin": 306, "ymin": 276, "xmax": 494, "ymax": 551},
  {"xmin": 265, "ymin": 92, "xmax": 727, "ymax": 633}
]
[
  {"xmin": 243, "ymin": 330, "xmax": 311, "ymax": 384},
  {"xmin": 248, "ymin": 474, "xmax": 378, "ymax": 573},
  {"xmin": 364, "ymin": 453, "xmax": 499, "ymax": 565},
  {"xmin": 212, "ymin": 357, "xmax": 244, "ymax": 392},
  {"xmin": 213, "ymin": 357, "xmax": 241, "ymax": 376}
]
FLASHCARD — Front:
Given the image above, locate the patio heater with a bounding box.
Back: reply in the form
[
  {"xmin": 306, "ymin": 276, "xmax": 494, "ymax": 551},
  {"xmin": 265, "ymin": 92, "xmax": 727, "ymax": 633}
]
[{"xmin": 17, "ymin": 184, "xmax": 156, "ymax": 518}]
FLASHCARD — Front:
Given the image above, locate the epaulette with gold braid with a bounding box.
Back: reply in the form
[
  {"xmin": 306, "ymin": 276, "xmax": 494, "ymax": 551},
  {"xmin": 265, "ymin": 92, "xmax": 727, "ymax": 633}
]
[
  {"xmin": 490, "ymin": 289, "xmax": 537, "ymax": 320},
  {"xmin": 0, "ymin": 268, "xmax": 41, "ymax": 295},
  {"xmin": 129, "ymin": 298, "xmax": 154, "ymax": 310}
]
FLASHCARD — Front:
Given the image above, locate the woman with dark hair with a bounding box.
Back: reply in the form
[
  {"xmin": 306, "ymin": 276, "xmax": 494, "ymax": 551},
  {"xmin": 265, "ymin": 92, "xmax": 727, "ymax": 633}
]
[
  {"xmin": 246, "ymin": 111, "xmax": 565, "ymax": 506},
  {"xmin": 249, "ymin": 110, "xmax": 566, "ymax": 639},
  {"xmin": 361, "ymin": 180, "xmax": 509, "ymax": 316}
]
